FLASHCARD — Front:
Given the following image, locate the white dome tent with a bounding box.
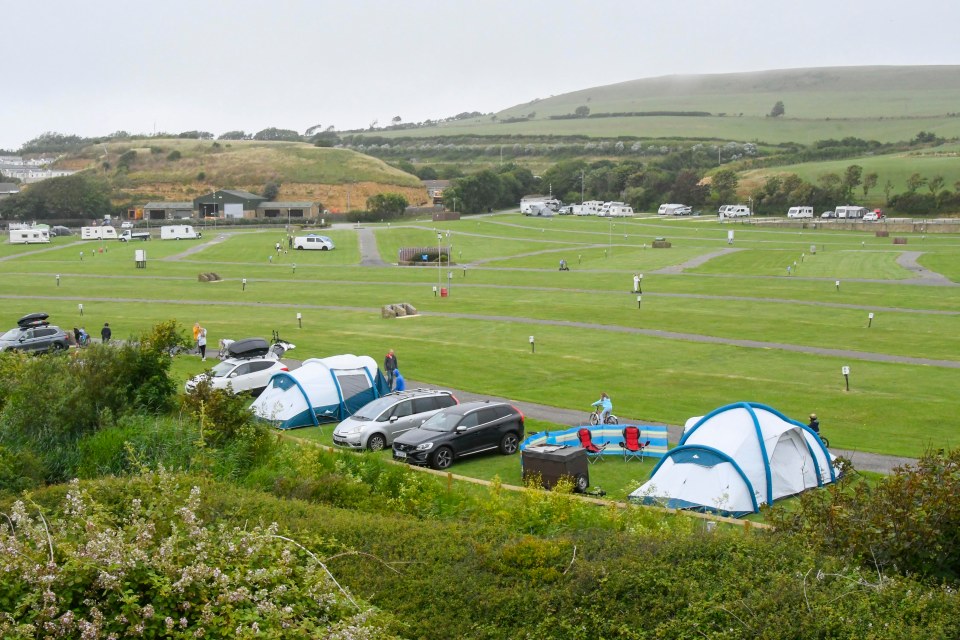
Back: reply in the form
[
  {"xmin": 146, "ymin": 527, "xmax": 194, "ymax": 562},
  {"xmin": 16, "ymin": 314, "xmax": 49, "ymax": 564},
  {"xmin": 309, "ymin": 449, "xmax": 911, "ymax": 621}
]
[{"xmin": 630, "ymin": 402, "xmax": 836, "ymax": 517}]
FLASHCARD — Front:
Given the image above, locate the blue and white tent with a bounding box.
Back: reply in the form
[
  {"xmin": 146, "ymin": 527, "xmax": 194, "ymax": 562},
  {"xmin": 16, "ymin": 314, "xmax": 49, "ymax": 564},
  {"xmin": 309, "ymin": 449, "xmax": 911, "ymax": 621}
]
[
  {"xmin": 629, "ymin": 402, "xmax": 836, "ymax": 517},
  {"xmin": 250, "ymin": 354, "xmax": 389, "ymax": 430}
]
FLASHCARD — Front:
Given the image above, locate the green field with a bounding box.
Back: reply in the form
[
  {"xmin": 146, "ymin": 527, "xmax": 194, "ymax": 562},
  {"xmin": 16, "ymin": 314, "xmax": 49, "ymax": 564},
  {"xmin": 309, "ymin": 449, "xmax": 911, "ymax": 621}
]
[{"xmin": 4, "ymin": 214, "xmax": 959, "ymax": 464}]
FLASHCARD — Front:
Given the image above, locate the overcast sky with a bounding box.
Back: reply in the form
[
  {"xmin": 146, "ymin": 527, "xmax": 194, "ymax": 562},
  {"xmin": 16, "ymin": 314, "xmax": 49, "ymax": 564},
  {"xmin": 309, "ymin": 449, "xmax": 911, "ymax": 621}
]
[{"xmin": 2, "ymin": 0, "xmax": 956, "ymax": 151}]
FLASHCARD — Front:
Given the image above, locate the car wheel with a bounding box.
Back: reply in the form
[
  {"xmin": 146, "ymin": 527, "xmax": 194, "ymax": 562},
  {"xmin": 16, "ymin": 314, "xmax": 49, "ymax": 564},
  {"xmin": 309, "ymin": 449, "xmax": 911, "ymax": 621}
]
[
  {"xmin": 367, "ymin": 433, "xmax": 387, "ymax": 452},
  {"xmin": 296, "ymin": 246, "xmax": 304, "ymax": 250},
  {"xmin": 321, "ymin": 246, "xmax": 329, "ymax": 251},
  {"xmin": 573, "ymin": 473, "xmax": 589, "ymax": 493},
  {"xmin": 499, "ymin": 432, "xmax": 519, "ymax": 455},
  {"xmin": 431, "ymin": 447, "xmax": 453, "ymax": 470}
]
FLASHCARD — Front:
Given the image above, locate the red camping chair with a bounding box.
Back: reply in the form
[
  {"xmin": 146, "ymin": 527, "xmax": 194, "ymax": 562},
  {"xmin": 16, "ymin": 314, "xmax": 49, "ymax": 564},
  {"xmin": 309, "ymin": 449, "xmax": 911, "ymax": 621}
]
[
  {"xmin": 577, "ymin": 427, "xmax": 607, "ymax": 463},
  {"xmin": 618, "ymin": 426, "xmax": 650, "ymax": 462}
]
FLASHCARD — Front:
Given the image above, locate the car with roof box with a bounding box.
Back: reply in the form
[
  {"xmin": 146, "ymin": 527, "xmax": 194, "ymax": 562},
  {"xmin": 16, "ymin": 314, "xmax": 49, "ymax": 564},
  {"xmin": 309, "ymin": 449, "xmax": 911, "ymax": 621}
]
[
  {"xmin": 0, "ymin": 312, "xmax": 71, "ymax": 353},
  {"xmin": 333, "ymin": 388, "xmax": 459, "ymax": 451},
  {"xmin": 392, "ymin": 400, "xmax": 524, "ymax": 470}
]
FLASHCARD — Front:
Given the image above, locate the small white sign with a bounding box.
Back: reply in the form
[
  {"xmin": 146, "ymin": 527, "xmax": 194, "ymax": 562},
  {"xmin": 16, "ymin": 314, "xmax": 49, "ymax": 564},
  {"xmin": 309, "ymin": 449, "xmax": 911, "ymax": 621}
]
[
  {"xmin": 529, "ymin": 336, "xmax": 535, "ymax": 343},
  {"xmin": 841, "ymin": 366, "xmax": 850, "ymax": 375}
]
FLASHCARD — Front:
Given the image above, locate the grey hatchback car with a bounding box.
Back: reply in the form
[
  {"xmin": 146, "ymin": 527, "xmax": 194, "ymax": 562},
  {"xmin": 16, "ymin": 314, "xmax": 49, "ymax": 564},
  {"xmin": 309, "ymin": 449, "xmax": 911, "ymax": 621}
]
[
  {"xmin": 332, "ymin": 389, "xmax": 459, "ymax": 451},
  {"xmin": 0, "ymin": 313, "xmax": 71, "ymax": 353}
]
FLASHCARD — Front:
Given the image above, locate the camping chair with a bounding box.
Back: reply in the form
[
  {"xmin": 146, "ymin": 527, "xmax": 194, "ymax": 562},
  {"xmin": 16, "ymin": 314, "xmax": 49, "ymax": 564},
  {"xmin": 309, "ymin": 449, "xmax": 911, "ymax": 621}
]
[
  {"xmin": 577, "ymin": 427, "xmax": 607, "ymax": 463},
  {"xmin": 618, "ymin": 426, "xmax": 650, "ymax": 462}
]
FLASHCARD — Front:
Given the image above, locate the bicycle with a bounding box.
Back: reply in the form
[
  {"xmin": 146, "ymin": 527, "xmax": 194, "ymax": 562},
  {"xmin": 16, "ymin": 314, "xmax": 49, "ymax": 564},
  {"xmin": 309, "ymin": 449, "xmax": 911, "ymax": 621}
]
[{"xmin": 589, "ymin": 407, "xmax": 619, "ymax": 426}]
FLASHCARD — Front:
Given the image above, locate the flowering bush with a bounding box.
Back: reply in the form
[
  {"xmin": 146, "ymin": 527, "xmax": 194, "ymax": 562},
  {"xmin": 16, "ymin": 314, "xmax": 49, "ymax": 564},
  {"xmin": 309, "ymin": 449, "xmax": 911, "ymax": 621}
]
[{"xmin": 0, "ymin": 470, "xmax": 392, "ymax": 639}]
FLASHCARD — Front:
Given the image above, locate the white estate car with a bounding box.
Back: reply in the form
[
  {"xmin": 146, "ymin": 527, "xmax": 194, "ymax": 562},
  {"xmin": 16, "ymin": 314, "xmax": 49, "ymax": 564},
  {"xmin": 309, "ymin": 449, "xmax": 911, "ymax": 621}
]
[
  {"xmin": 185, "ymin": 357, "xmax": 289, "ymax": 395},
  {"xmin": 333, "ymin": 389, "xmax": 459, "ymax": 451}
]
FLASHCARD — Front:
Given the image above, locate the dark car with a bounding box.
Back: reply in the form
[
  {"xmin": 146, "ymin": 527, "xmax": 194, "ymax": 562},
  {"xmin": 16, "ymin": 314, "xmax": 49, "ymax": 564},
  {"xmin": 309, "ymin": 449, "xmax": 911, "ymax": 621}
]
[
  {"xmin": 392, "ymin": 400, "xmax": 524, "ymax": 470},
  {"xmin": 0, "ymin": 313, "xmax": 71, "ymax": 353}
]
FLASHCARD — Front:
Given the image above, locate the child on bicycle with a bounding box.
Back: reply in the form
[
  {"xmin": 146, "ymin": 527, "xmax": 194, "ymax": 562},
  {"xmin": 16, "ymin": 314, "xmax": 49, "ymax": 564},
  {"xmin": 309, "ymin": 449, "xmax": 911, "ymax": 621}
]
[{"xmin": 592, "ymin": 393, "xmax": 613, "ymax": 424}]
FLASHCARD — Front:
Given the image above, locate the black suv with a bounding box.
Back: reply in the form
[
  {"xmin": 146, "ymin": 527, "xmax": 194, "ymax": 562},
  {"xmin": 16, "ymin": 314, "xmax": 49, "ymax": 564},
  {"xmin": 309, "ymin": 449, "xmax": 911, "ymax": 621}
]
[
  {"xmin": 0, "ymin": 313, "xmax": 71, "ymax": 353},
  {"xmin": 392, "ymin": 400, "xmax": 524, "ymax": 470}
]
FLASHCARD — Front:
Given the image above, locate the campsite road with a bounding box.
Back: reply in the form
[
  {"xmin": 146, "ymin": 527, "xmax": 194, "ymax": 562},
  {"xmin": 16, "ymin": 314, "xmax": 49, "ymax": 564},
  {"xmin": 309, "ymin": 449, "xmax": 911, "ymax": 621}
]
[{"xmin": 407, "ymin": 379, "xmax": 917, "ymax": 475}]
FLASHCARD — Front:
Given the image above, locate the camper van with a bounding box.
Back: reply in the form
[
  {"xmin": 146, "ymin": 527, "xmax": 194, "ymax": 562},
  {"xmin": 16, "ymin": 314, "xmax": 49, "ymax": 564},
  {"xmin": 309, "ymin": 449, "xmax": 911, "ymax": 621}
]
[
  {"xmin": 835, "ymin": 205, "xmax": 868, "ymax": 219},
  {"xmin": 293, "ymin": 234, "xmax": 335, "ymax": 250},
  {"xmin": 658, "ymin": 203, "xmax": 692, "ymax": 216},
  {"xmin": 160, "ymin": 225, "xmax": 200, "ymax": 240},
  {"xmin": 720, "ymin": 205, "xmax": 751, "ymax": 218},
  {"xmin": 787, "ymin": 206, "xmax": 814, "ymax": 219},
  {"xmin": 80, "ymin": 226, "xmax": 118, "ymax": 240},
  {"xmin": 9, "ymin": 228, "xmax": 50, "ymax": 244}
]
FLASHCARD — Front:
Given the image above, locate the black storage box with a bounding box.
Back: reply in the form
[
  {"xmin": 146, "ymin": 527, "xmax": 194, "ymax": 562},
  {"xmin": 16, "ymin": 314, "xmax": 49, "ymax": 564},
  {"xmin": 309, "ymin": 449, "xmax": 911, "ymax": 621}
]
[
  {"xmin": 522, "ymin": 445, "xmax": 589, "ymax": 492},
  {"xmin": 226, "ymin": 337, "xmax": 270, "ymax": 359}
]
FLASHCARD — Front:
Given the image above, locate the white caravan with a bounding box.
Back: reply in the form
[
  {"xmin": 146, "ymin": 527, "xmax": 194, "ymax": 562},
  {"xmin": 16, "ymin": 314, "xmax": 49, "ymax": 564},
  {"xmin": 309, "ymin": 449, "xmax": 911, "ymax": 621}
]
[
  {"xmin": 601, "ymin": 202, "xmax": 635, "ymax": 217},
  {"xmin": 80, "ymin": 226, "xmax": 118, "ymax": 240},
  {"xmin": 835, "ymin": 205, "xmax": 868, "ymax": 219},
  {"xmin": 160, "ymin": 225, "xmax": 200, "ymax": 240},
  {"xmin": 575, "ymin": 200, "xmax": 604, "ymax": 216},
  {"xmin": 9, "ymin": 228, "xmax": 50, "ymax": 244},
  {"xmin": 787, "ymin": 206, "xmax": 814, "ymax": 219},
  {"xmin": 658, "ymin": 203, "xmax": 692, "ymax": 216}
]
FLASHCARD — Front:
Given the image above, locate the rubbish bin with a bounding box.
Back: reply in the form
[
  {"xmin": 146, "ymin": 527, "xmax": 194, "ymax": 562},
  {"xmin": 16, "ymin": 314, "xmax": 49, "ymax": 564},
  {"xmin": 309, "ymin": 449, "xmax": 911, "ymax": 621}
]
[
  {"xmin": 522, "ymin": 444, "xmax": 588, "ymax": 492},
  {"xmin": 440, "ymin": 287, "xmax": 448, "ymax": 297}
]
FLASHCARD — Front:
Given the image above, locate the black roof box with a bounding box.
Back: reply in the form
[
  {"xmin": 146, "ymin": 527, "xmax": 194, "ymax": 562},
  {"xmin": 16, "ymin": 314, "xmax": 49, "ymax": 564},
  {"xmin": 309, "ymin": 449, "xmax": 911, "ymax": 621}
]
[
  {"xmin": 226, "ymin": 337, "xmax": 270, "ymax": 359},
  {"xmin": 18, "ymin": 312, "xmax": 50, "ymax": 328}
]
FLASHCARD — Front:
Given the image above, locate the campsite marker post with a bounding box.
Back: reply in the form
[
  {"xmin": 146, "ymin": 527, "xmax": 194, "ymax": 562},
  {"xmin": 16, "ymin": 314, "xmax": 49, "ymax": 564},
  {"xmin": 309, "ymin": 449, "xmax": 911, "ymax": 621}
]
[
  {"xmin": 432, "ymin": 286, "xmax": 437, "ymax": 297},
  {"xmin": 292, "ymin": 263, "xmax": 296, "ymax": 274},
  {"xmin": 296, "ymin": 312, "xmax": 302, "ymax": 329},
  {"xmin": 80, "ymin": 251, "xmax": 83, "ymax": 261},
  {"xmin": 56, "ymin": 274, "xmax": 60, "ymax": 287},
  {"xmin": 868, "ymin": 312, "xmax": 874, "ymax": 328},
  {"xmin": 447, "ymin": 271, "xmax": 453, "ymax": 293},
  {"xmin": 242, "ymin": 278, "xmax": 247, "ymax": 291},
  {"xmin": 637, "ymin": 295, "xmax": 642, "ymax": 309},
  {"xmin": 529, "ymin": 335, "xmax": 535, "ymax": 354},
  {"xmin": 835, "ymin": 280, "xmax": 840, "ymax": 292},
  {"xmin": 842, "ymin": 366, "xmax": 850, "ymax": 391},
  {"xmin": 78, "ymin": 303, "xmax": 83, "ymax": 316}
]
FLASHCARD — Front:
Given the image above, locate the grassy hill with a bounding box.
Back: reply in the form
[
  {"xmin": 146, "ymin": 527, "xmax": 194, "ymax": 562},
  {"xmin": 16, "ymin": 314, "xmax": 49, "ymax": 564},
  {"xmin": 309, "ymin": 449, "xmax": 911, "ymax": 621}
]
[
  {"xmin": 58, "ymin": 138, "xmax": 426, "ymax": 209},
  {"xmin": 369, "ymin": 66, "xmax": 960, "ymax": 145}
]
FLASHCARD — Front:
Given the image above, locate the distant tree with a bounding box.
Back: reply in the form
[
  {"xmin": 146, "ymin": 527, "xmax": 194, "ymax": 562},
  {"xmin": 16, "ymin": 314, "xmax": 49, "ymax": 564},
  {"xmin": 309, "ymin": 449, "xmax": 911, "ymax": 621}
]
[
  {"xmin": 177, "ymin": 131, "xmax": 213, "ymax": 139},
  {"xmin": 862, "ymin": 172, "xmax": 879, "ymax": 197},
  {"xmin": 218, "ymin": 131, "xmax": 248, "ymax": 140},
  {"xmin": 392, "ymin": 116, "xmax": 402, "ymax": 124},
  {"xmin": 883, "ymin": 179, "xmax": 894, "ymax": 203},
  {"xmin": 574, "ymin": 106, "xmax": 591, "ymax": 118},
  {"xmin": 818, "ymin": 172, "xmax": 842, "ymax": 196},
  {"xmin": 769, "ymin": 101, "xmax": 785, "ymax": 117},
  {"xmin": 710, "ymin": 168, "xmax": 739, "ymax": 204},
  {"xmin": 196, "ymin": 171, "xmax": 206, "ymax": 182},
  {"xmin": 392, "ymin": 159, "xmax": 416, "ymax": 175},
  {"xmin": 166, "ymin": 150, "xmax": 182, "ymax": 161},
  {"xmin": 253, "ymin": 128, "xmax": 301, "ymax": 142},
  {"xmin": 842, "ymin": 164, "xmax": 863, "ymax": 200},
  {"xmin": 366, "ymin": 193, "xmax": 408, "ymax": 217},
  {"xmin": 262, "ymin": 180, "xmax": 281, "ymax": 200},
  {"xmin": 0, "ymin": 174, "xmax": 113, "ymax": 220},
  {"xmin": 670, "ymin": 170, "xmax": 708, "ymax": 206},
  {"xmin": 906, "ymin": 173, "xmax": 927, "ymax": 193},
  {"xmin": 928, "ymin": 175, "xmax": 945, "ymax": 197},
  {"xmin": 116, "ymin": 149, "xmax": 137, "ymax": 171},
  {"xmin": 415, "ymin": 166, "xmax": 438, "ymax": 181},
  {"xmin": 304, "ymin": 124, "xmax": 323, "ymax": 136}
]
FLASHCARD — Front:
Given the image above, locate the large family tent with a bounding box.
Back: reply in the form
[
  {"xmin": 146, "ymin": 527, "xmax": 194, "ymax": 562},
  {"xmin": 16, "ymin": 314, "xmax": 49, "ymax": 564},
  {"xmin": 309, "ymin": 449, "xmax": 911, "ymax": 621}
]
[
  {"xmin": 250, "ymin": 355, "xmax": 389, "ymax": 429},
  {"xmin": 629, "ymin": 402, "xmax": 836, "ymax": 517}
]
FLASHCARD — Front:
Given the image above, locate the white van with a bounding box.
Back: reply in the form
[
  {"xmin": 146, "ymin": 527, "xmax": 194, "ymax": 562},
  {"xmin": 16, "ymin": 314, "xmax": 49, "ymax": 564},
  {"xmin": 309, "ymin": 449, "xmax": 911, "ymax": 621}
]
[
  {"xmin": 835, "ymin": 205, "xmax": 868, "ymax": 219},
  {"xmin": 80, "ymin": 226, "xmax": 118, "ymax": 240},
  {"xmin": 787, "ymin": 206, "xmax": 814, "ymax": 219},
  {"xmin": 575, "ymin": 200, "xmax": 604, "ymax": 216},
  {"xmin": 9, "ymin": 228, "xmax": 50, "ymax": 244},
  {"xmin": 293, "ymin": 234, "xmax": 335, "ymax": 250},
  {"xmin": 658, "ymin": 203, "xmax": 692, "ymax": 216},
  {"xmin": 723, "ymin": 205, "xmax": 751, "ymax": 218},
  {"xmin": 160, "ymin": 225, "xmax": 200, "ymax": 240}
]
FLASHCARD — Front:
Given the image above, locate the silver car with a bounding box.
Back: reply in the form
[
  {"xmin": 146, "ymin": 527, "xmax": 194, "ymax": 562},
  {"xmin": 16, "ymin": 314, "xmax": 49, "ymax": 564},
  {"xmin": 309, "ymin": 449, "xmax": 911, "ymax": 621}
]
[{"xmin": 333, "ymin": 389, "xmax": 458, "ymax": 451}]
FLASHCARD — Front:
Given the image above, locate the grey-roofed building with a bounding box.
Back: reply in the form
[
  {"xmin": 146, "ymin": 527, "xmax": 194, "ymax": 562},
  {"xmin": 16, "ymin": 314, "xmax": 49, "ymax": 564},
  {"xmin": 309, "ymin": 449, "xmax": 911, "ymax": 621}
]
[
  {"xmin": 423, "ymin": 180, "xmax": 450, "ymax": 205},
  {"xmin": 193, "ymin": 189, "xmax": 267, "ymax": 219},
  {"xmin": 0, "ymin": 183, "xmax": 19, "ymax": 200},
  {"xmin": 257, "ymin": 201, "xmax": 317, "ymax": 219},
  {"xmin": 142, "ymin": 201, "xmax": 194, "ymax": 220}
]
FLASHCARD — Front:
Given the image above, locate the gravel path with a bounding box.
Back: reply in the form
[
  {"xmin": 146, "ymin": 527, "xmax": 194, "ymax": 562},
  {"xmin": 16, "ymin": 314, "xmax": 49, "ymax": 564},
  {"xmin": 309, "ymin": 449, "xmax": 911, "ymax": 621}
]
[
  {"xmin": 356, "ymin": 226, "xmax": 388, "ymax": 266},
  {"xmin": 896, "ymin": 251, "xmax": 954, "ymax": 285},
  {"xmin": 650, "ymin": 247, "xmax": 744, "ymax": 274}
]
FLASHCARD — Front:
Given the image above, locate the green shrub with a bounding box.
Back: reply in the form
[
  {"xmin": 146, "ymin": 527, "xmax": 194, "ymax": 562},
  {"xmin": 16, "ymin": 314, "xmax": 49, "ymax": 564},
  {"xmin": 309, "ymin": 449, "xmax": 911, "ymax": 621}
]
[{"xmin": 0, "ymin": 445, "xmax": 43, "ymax": 494}]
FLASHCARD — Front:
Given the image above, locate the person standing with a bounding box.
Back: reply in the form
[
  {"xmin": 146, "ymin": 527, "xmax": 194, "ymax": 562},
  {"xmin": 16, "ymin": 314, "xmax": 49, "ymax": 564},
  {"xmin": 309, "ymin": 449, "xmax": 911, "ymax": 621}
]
[
  {"xmin": 193, "ymin": 322, "xmax": 201, "ymax": 353},
  {"xmin": 633, "ymin": 273, "xmax": 640, "ymax": 293},
  {"xmin": 384, "ymin": 349, "xmax": 398, "ymax": 389},
  {"xmin": 197, "ymin": 326, "xmax": 208, "ymax": 361},
  {"xmin": 100, "ymin": 322, "xmax": 112, "ymax": 344}
]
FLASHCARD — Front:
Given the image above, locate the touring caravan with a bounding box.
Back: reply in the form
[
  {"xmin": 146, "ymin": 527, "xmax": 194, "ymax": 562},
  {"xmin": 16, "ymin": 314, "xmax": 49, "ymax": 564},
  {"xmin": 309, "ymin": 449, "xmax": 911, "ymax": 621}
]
[
  {"xmin": 160, "ymin": 225, "xmax": 200, "ymax": 240},
  {"xmin": 835, "ymin": 205, "xmax": 868, "ymax": 219},
  {"xmin": 599, "ymin": 202, "xmax": 635, "ymax": 217},
  {"xmin": 575, "ymin": 201, "xmax": 604, "ymax": 216},
  {"xmin": 80, "ymin": 226, "xmax": 118, "ymax": 240},
  {"xmin": 658, "ymin": 203, "xmax": 692, "ymax": 216},
  {"xmin": 787, "ymin": 206, "xmax": 814, "ymax": 219},
  {"xmin": 9, "ymin": 228, "xmax": 50, "ymax": 244}
]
